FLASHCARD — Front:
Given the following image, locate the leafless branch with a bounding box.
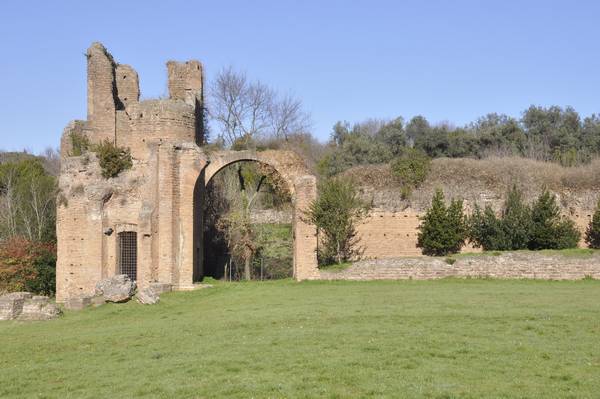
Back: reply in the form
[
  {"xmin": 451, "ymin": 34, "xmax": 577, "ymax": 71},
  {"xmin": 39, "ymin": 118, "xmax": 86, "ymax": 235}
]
[{"xmin": 208, "ymin": 67, "xmax": 311, "ymax": 147}]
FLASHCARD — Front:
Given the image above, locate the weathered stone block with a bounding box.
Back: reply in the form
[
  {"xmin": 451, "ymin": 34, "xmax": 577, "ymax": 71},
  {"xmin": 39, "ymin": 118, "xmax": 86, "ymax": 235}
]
[
  {"xmin": 0, "ymin": 299, "xmax": 22, "ymax": 320},
  {"xmin": 0, "ymin": 293, "xmax": 60, "ymax": 321},
  {"xmin": 136, "ymin": 287, "xmax": 159, "ymax": 305},
  {"xmin": 95, "ymin": 275, "xmax": 136, "ymax": 303},
  {"xmin": 2, "ymin": 292, "xmax": 33, "ymax": 300},
  {"xmin": 0, "ymin": 292, "xmax": 32, "ymax": 320},
  {"xmin": 18, "ymin": 297, "xmax": 61, "ymax": 321}
]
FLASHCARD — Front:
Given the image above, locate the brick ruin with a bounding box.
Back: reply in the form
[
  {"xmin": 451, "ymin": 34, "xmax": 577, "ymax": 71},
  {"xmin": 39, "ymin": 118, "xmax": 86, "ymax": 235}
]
[
  {"xmin": 56, "ymin": 43, "xmax": 319, "ymax": 302},
  {"xmin": 57, "ymin": 44, "xmax": 599, "ymax": 300}
]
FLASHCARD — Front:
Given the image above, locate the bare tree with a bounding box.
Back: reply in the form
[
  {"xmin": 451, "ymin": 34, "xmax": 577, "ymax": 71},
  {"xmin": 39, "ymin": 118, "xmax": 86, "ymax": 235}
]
[
  {"xmin": 0, "ymin": 160, "xmax": 56, "ymax": 242},
  {"xmin": 41, "ymin": 147, "xmax": 61, "ymax": 176},
  {"xmin": 269, "ymin": 93, "xmax": 311, "ymax": 141},
  {"xmin": 208, "ymin": 67, "xmax": 310, "ymax": 147},
  {"xmin": 18, "ymin": 176, "xmax": 56, "ymax": 241},
  {"xmin": 0, "ymin": 168, "xmax": 19, "ymax": 238}
]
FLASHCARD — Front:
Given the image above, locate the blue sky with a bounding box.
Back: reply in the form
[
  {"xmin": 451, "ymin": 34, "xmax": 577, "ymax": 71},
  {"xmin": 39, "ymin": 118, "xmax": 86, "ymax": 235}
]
[{"xmin": 1, "ymin": 0, "xmax": 599, "ymax": 153}]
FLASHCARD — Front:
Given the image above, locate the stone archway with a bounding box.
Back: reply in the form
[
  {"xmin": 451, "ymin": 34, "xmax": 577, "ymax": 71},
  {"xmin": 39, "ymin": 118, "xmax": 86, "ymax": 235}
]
[{"xmin": 175, "ymin": 146, "xmax": 319, "ymax": 290}]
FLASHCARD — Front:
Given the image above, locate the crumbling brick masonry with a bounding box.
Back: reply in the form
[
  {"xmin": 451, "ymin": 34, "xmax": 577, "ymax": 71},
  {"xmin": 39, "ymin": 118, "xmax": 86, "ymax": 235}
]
[{"xmin": 56, "ymin": 43, "xmax": 318, "ymax": 302}]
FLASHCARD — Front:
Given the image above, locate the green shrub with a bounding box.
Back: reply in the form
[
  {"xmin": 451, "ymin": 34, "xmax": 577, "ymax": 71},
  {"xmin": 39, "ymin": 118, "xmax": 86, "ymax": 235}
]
[
  {"xmin": 94, "ymin": 140, "xmax": 133, "ymax": 178},
  {"xmin": 501, "ymin": 185, "xmax": 531, "ymax": 249},
  {"xmin": 417, "ymin": 189, "xmax": 467, "ymax": 256},
  {"xmin": 0, "ymin": 238, "xmax": 56, "ymax": 296},
  {"xmin": 528, "ymin": 189, "xmax": 580, "ymax": 250},
  {"xmin": 317, "ymin": 122, "xmax": 394, "ymax": 177},
  {"xmin": 390, "ymin": 148, "xmax": 431, "ymax": 197},
  {"xmin": 550, "ymin": 219, "xmax": 582, "ymax": 249},
  {"xmin": 468, "ymin": 185, "xmax": 531, "ymax": 251},
  {"xmin": 305, "ymin": 178, "xmax": 370, "ymax": 265},
  {"xmin": 585, "ymin": 200, "xmax": 600, "ymax": 249},
  {"xmin": 252, "ymin": 224, "xmax": 293, "ymax": 279},
  {"xmin": 69, "ymin": 131, "xmax": 90, "ymax": 156},
  {"xmin": 469, "ymin": 186, "xmax": 580, "ymax": 251},
  {"xmin": 468, "ymin": 205, "xmax": 506, "ymax": 251}
]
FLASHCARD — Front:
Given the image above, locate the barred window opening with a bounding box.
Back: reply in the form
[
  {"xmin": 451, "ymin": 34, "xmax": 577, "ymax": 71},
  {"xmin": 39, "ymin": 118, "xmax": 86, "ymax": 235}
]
[{"xmin": 118, "ymin": 231, "xmax": 137, "ymax": 281}]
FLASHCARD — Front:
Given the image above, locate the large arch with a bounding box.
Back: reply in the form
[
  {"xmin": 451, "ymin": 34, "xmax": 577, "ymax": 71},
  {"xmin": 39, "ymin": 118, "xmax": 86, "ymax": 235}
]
[
  {"xmin": 175, "ymin": 146, "xmax": 319, "ymax": 289},
  {"xmin": 204, "ymin": 150, "xmax": 310, "ymax": 194},
  {"xmin": 201, "ymin": 154, "xmax": 294, "ymax": 280}
]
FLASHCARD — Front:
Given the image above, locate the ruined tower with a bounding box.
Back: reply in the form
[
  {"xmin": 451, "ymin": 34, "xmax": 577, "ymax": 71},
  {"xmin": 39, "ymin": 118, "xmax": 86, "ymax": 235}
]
[{"xmin": 56, "ymin": 43, "xmax": 318, "ymax": 303}]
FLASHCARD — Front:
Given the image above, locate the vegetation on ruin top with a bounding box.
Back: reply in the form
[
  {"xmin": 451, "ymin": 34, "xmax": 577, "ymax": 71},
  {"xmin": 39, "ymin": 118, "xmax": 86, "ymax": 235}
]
[{"xmin": 343, "ymin": 156, "xmax": 600, "ymax": 192}]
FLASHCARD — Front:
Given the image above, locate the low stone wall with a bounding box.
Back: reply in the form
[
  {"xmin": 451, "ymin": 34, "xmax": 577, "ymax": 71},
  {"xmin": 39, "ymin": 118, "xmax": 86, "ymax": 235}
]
[
  {"xmin": 354, "ymin": 209, "xmax": 592, "ymax": 258},
  {"xmin": 0, "ymin": 292, "xmax": 61, "ymax": 321},
  {"xmin": 319, "ymin": 252, "xmax": 600, "ymax": 281}
]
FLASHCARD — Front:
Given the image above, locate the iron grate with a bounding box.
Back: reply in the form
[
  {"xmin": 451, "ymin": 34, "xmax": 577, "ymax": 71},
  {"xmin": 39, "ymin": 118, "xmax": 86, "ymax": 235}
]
[{"xmin": 118, "ymin": 231, "xmax": 137, "ymax": 281}]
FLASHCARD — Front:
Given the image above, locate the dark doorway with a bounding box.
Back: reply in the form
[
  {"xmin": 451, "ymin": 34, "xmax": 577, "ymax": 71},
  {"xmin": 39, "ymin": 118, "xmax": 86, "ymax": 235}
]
[{"xmin": 118, "ymin": 231, "xmax": 137, "ymax": 281}]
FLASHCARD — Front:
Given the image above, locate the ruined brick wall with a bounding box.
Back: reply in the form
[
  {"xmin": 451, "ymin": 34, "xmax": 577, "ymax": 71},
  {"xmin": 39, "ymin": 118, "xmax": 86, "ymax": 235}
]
[
  {"xmin": 356, "ymin": 210, "xmax": 422, "ymax": 258},
  {"xmin": 64, "ymin": 42, "xmax": 205, "ymax": 159},
  {"xmin": 56, "ymin": 43, "xmax": 318, "ymax": 302},
  {"xmin": 86, "ymin": 43, "xmax": 117, "ymax": 143},
  {"xmin": 115, "ymin": 64, "xmax": 139, "ymax": 108},
  {"xmin": 57, "ymin": 43, "xmax": 211, "ymax": 302},
  {"xmin": 349, "ymin": 160, "xmax": 599, "ymax": 259},
  {"xmin": 354, "ymin": 207, "xmax": 592, "ymax": 260},
  {"xmin": 167, "ymin": 61, "xmax": 202, "ymax": 104},
  {"xmin": 319, "ymin": 252, "xmax": 600, "ymax": 280},
  {"xmin": 56, "ymin": 152, "xmax": 158, "ymax": 301}
]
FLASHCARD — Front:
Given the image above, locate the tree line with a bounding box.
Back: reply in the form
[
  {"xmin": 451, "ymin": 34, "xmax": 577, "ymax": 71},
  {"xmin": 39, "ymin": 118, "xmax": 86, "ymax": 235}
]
[
  {"xmin": 317, "ymin": 108, "xmax": 600, "ymax": 177},
  {"xmin": 207, "ymin": 67, "xmax": 600, "ymax": 182},
  {"xmin": 0, "ymin": 155, "xmax": 57, "ymax": 295}
]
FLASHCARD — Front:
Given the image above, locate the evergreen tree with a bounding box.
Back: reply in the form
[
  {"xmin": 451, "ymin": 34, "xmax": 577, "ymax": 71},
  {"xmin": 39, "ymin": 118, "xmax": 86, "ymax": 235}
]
[
  {"xmin": 375, "ymin": 117, "xmax": 406, "ymax": 157},
  {"xmin": 529, "ymin": 190, "xmax": 560, "ymax": 249},
  {"xmin": 585, "ymin": 200, "xmax": 600, "ymax": 249},
  {"xmin": 417, "ymin": 189, "xmax": 466, "ymax": 256},
  {"xmin": 529, "ymin": 189, "xmax": 580, "ymax": 249},
  {"xmin": 468, "ymin": 204, "xmax": 506, "ymax": 250},
  {"xmin": 501, "ymin": 185, "xmax": 531, "ymax": 249},
  {"xmin": 447, "ymin": 197, "xmax": 468, "ymax": 252},
  {"xmin": 552, "ymin": 219, "xmax": 582, "ymax": 249}
]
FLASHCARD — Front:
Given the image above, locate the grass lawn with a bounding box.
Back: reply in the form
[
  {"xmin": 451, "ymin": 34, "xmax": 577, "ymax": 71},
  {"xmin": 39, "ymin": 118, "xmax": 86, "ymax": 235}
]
[{"xmin": 1, "ymin": 279, "xmax": 600, "ymax": 398}]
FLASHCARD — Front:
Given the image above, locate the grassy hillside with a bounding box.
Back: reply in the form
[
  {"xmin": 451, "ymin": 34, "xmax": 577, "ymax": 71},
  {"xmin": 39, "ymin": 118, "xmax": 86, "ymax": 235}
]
[
  {"xmin": 344, "ymin": 156, "xmax": 600, "ymax": 211},
  {"xmin": 1, "ymin": 279, "xmax": 600, "ymax": 398}
]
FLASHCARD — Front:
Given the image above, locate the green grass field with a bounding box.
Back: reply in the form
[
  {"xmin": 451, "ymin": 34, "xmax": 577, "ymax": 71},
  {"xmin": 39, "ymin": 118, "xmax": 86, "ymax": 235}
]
[{"xmin": 1, "ymin": 279, "xmax": 600, "ymax": 398}]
